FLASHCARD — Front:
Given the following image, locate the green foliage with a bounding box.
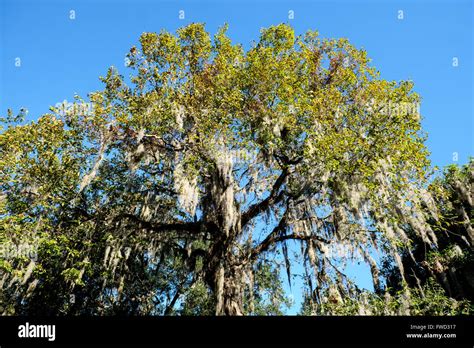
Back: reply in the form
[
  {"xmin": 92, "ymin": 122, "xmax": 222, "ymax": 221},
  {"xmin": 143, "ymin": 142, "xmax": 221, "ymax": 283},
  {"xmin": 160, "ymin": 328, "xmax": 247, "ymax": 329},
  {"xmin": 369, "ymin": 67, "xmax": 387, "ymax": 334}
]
[
  {"xmin": 179, "ymin": 280, "xmax": 216, "ymax": 316},
  {"xmin": 305, "ymin": 280, "xmax": 473, "ymax": 316},
  {"xmin": 244, "ymin": 261, "xmax": 292, "ymax": 315}
]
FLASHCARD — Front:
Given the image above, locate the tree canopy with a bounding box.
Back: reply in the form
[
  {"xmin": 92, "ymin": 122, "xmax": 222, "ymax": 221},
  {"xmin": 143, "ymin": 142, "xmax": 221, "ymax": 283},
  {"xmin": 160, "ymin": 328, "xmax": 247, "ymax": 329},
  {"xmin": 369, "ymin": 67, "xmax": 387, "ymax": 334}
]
[{"xmin": 0, "ymin": 23, "xmax": 471, "ymax": 315}]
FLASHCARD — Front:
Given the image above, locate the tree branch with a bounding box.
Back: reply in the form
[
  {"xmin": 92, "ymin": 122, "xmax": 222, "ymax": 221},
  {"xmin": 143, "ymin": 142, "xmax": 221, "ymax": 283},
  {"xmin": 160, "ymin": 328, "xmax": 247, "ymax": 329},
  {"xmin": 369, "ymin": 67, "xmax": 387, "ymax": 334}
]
[
  {"xmin": 241, "ymin": 168, "xmax": 288, "ymax": 227},
  {"xmin": 250, "ymin": 231, "xmax": 329, "ymax": 261},
  {"xmin": 117, "ymin": 213, "xmax": 201, "ymax": 234}
]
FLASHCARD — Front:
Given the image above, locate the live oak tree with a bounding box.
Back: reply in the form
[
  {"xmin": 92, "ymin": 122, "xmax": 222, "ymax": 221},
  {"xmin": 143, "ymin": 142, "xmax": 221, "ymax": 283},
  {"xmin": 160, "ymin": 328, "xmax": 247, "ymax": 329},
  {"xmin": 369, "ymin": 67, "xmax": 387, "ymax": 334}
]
[{"xmin": 1, "ymin": 23, "xmax": 465, "ymax": 315}]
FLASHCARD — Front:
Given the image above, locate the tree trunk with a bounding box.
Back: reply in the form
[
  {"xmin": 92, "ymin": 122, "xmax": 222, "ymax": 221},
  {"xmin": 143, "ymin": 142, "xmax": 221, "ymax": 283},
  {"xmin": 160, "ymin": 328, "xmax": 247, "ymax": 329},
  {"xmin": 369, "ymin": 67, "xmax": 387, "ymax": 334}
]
[
  {"xmin": 204, "ymin": 153, "xmax": 245, "ymax": 315},
  {"xmin": 213, "ymin": 262, "xmax": 244, "ymax": 315}
]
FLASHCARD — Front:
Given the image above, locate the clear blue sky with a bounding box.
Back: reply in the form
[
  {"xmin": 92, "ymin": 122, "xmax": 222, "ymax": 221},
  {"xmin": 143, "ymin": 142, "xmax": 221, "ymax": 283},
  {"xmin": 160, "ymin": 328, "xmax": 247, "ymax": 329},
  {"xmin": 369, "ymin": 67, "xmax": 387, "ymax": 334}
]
[{"xmin": 1, "ymin": 0, "xmax": 472, "ymax": 314}]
